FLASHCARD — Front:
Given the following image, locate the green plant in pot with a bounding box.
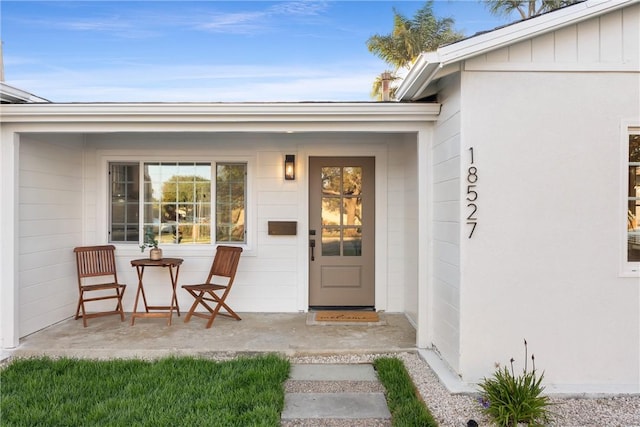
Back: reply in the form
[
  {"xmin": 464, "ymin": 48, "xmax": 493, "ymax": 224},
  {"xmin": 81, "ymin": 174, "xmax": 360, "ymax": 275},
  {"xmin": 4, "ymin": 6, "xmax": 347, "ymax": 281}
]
[{"xmin": 140, "ymin": 228, "xmax": 162, "ymax": 260}]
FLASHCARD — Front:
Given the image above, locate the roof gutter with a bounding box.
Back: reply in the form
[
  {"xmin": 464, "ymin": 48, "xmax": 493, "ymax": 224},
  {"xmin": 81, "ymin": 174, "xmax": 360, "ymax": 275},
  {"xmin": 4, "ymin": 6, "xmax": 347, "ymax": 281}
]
[
  {"xmin": 394, "ymin": 53, "xmax": 442, "ymax": 102},
  {"xmin": 0, "ymin": 82, "xmax": 50, "ymax": 104}
]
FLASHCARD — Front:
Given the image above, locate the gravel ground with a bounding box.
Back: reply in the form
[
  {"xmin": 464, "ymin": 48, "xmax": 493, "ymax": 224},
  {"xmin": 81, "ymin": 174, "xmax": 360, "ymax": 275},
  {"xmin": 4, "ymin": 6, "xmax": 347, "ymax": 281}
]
[{"xmin": 290, "ymin": 352, "xmax": 640, "ymax": 427}]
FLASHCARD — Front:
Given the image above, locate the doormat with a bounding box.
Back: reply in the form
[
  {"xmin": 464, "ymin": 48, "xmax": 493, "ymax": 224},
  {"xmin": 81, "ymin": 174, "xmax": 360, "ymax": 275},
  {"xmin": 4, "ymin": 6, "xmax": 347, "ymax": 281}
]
[{"xmin": 307, "ymin": 311, "xmax": 385, "ymax": 326}]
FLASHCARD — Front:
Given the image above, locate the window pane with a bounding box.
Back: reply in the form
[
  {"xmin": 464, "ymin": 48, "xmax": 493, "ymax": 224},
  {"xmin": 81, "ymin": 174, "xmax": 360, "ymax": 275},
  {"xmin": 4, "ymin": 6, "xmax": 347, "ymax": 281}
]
[
  {"xmin": 322, "ymin": 227, "xmax": 341, "ymax": 256},
  {"xmin": 629, "ymin": 162, "xmax": 640, "ymax": 262},
  {"xmin": 318, "ymin": 166, "xmax": 364, "ymax": 256},
  {"xmin": 343, "ymin": 167, "xmax": 362, "ymax": 195},
  {"xmin": 322, "ymin": 167, "xmax": 341, "ymax": 196},
  {"xmin": 322, "ymin": 197, "xmax": 341, "ymax": 226},
  {"xmin": 216, "ymin": 163, "xmax": 246, "ymax": 243},
  {"xmin": 629, "ymin": 134, "xmax": 640, "ymax": 262},
  {"xmin": 343, "ymin": 227, "xmax": 362, "ymax": 256},
  {"xmin": 143, "ymin": 162, "xmax": 212, "ymax": 246},
  {"xmin": 109, "ymin": 163, "xmax": 139, "ymax": 243},
  {"xmin": 343, "ymin": 197, "xmax": 362, "ymax": 226},
  {"xmin": 630, "ymin": 134, "xmax": 640, "ymax": 162}
]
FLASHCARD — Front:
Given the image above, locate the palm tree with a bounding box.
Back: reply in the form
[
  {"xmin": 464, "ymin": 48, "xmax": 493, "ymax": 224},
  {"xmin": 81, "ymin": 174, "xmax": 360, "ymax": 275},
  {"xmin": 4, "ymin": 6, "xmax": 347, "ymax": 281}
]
[
  {"xmin": 367, "ymin": 1, "xmax": 463, "ymax": 100},
  {"xmin": 483, "ymin": 0, "xmax": 582, "ymax": 20}
]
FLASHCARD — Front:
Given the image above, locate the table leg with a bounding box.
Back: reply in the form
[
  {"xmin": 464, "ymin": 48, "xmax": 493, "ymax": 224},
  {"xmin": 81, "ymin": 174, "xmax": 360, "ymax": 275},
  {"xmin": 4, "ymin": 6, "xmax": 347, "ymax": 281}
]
[
  {"xmin": 131, "ymin": 265, "xmax": 151, "ymax": 326},
  {"xmin": 170, "ymin": 265, "xmax": 181, "ymax": 317},
  {"xmin": 167, "ymin": 264, "xmax": 181, "ymax": 325}
]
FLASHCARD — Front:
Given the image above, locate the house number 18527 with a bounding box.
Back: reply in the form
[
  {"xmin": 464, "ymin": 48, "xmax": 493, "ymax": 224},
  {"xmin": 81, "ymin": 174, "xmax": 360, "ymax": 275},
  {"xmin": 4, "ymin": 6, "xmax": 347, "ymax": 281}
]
[{"xmin": 466, "ymin": 147, "xmax": 478, "ymax": 238}]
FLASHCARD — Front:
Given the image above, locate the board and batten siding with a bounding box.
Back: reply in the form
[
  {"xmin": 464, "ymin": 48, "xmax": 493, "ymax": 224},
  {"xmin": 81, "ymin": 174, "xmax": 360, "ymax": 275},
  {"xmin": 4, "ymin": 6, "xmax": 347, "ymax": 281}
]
[
  {"xmin": 465, "ymin": 4, "xmax": 640, "ymax": 71},
  {"xmin": 18, "ymin": 135, "xmax": 84, "ymax": 336},
  {"xmin": 431, "ymin": 72, "xmax": 463, "ymax": 372}
]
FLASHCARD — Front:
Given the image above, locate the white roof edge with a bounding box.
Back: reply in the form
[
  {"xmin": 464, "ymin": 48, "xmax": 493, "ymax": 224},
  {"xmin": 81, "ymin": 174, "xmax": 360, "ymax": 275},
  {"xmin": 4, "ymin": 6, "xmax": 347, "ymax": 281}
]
[
  {"xmin": 0, "ymin": 102, "xmax": 441, "ymax": 124},
  {"xmin": 397, "ymin": 0, "xmax": 639, "ymax": 101},
  {"xmin": 0, "ymin": 82, "xmax": 50, "ymax": 103}
]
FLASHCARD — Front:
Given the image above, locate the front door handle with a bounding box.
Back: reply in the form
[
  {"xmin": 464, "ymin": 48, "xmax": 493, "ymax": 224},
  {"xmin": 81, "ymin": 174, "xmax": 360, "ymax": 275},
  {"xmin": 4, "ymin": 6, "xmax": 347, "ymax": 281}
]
[{"xmin": 309, "ymin": 239, "xmax": 316, "ymax": 261}]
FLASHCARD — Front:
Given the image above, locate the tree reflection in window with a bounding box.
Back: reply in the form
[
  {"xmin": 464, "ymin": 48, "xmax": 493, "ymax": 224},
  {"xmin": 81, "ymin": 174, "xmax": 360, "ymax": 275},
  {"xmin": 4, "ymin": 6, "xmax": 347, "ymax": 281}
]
[
  {"xmin": 321, "ymin": 166, "xmax": 362, "ymax": 256},
  {"xmin": 143, "ymin": 162, "xmax": 211, "ymax": 245},
  {"xmin": 216, "ymin": 163, "xmax": 247, "ymax": 243},
  {"xmin": 628, "ymin": 133, "xmax": 640, "ymax": 262}
]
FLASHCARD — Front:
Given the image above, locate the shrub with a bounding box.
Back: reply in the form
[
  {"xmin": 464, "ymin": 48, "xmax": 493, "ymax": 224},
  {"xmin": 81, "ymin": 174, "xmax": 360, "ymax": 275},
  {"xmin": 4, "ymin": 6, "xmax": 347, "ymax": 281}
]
[{"xmin": 477, "ymin": 340, "xmax": 552, "ymax": 426}]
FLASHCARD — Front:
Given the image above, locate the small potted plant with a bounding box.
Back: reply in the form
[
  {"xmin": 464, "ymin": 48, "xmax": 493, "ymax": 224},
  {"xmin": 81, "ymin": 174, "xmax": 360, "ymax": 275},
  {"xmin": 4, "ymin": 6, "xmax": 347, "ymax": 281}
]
[{"xmin": 140, "ymin": 228, "xmax": 162, "ymax": 260}]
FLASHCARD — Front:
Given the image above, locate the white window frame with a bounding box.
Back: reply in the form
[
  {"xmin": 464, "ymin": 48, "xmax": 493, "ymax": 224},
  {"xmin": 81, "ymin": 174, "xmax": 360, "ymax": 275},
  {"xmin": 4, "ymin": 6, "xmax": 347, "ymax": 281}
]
[
  {"xmin": 621, "ymin": 122, "xmax": 640, "ymax": 276},
  {"xmin": 100, "ymin": 154, "xmax": 256, "ymax": 256}
]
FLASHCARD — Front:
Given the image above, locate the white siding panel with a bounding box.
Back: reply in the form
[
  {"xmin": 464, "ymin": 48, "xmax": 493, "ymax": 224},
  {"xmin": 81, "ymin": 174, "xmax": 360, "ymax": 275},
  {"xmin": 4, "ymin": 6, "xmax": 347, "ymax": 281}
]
[
  {"xmin": 466, "ymin": 6, "xmax": 639, "ymax": 71},
  {"xmin": 433, "ymin": 178, "xmax": 459, "ymax": 203},
  {"xmin": 600, "ymin": 10, "xmax": 623, "ymax": 63},
  {"xmin": 531, "ymin": 32, "xmax": 555, "ymax": 62},
  {"xmin": 554, "ymin": 25, "xmax": 578, "ymax": 62},
  {"xmin": 623, "ymin": 4, "xmax": 640, "ymax": 63},
  {"xmin": 399, "ymin": 138, "xmax": 417, "ymax": 317},
  {"xmin": 430, "ymin": 72, "xmax": 462, "ymax": 371},
  {"xmin": 433, "ymin": 156, "xmax": 460, "ymax": 183},
  {"xmin": 485, "ymin": 46, "xmax": 509, "ymax": 63},
  {"xmin": 577, "ymin": 19, "xmax": 601, "ymax": 63},
  {"xmin": 19, "ymin": 135, "xmax": 85, "ymax": 337},
  {"xmin": 509, "ymin": 39, "xmax": 532, "ymax": 62}
]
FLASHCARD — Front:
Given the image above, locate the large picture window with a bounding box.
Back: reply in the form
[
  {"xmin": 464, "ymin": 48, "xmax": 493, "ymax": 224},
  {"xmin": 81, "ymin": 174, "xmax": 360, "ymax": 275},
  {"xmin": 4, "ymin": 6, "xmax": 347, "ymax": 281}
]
[
  {"xmin": 628, "ymin": 131, "xmax": 640, "ymax": 263},
  {"xmin": 109, "ymin": 161, "xmax": 247, "ymax": 246}
]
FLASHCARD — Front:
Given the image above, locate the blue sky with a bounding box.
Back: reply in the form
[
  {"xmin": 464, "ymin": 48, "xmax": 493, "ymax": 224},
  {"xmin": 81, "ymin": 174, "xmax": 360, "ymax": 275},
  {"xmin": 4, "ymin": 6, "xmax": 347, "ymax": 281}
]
[{"xmin": 1, "ymin": 1, "xmax": 513, "ymax": 102}]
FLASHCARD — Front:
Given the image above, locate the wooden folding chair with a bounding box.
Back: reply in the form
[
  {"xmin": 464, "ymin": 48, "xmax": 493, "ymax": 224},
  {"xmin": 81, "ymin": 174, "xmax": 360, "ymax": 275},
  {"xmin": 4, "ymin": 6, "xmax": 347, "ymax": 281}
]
[
  {"xmin": 74, "ymin": 245, "xmax": 127, "ymax": 327},
  {"xmin": 182, "ymin": 246, "xmax": 243, "ymax": 328}
]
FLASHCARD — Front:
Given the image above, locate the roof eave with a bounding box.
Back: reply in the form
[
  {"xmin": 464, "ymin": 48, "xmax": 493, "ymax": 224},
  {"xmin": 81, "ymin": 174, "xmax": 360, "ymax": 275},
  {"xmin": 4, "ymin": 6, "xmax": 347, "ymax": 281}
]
[{"xmin": 0, "ymin": 82, "xmax": 50, "ymax": 104}]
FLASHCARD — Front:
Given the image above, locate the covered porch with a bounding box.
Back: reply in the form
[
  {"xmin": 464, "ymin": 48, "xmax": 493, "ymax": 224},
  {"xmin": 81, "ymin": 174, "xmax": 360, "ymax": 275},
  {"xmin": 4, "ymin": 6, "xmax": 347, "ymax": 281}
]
[{"xmin": 0, "ymin": 102, "xmax": 439, "ymax": 352}]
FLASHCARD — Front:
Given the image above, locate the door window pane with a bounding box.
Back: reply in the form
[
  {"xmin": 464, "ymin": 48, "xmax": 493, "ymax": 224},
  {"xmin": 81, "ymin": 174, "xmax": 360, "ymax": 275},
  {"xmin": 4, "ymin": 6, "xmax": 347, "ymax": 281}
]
[
  {"xmin": 319, "ymin": 166, "xmax": 363, "ymax": 256},
  {"xmin": 322, "ymin": 167, "xmax": 341, "ymax": 196},
  {"xmin": 343, "ymin": 197, "xmax": 362, "ymax": 226},
  {"xmin": 342, "ymin": 167, "xmax": 362, "ymax": 195},
  {"xmin": 343, "ymin": 227, "xmax": 362, "ymax": 256},
  {"xmin": 322, "ymin": 227, "xmax": 341, "ymax": 256}
]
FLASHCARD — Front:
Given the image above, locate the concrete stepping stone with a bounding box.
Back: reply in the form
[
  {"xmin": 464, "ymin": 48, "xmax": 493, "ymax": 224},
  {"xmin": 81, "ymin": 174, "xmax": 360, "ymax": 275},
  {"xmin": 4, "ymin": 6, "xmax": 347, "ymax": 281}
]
[
  {"xmin": 282, "ymin": 364, "xmax": 391, "ymax": 421},
  {"xmin": 282, "ymin": 392, "xmax": 391, "ymax": 419}
]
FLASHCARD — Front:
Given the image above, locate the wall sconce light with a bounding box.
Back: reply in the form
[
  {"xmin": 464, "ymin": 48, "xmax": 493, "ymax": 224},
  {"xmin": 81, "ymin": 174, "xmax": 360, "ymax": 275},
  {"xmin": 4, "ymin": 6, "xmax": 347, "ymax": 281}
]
[{"xmin": 284, "ymin": 154, "xmax": 295, "ymax": 180}]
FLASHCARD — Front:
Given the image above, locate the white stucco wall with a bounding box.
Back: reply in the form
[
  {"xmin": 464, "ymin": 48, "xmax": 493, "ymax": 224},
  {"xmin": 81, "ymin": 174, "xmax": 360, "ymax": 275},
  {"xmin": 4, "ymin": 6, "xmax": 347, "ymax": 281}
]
[
  {"xmin": 421, "ymin": 2, "xmax": 640, "ymax": 393},
  {"xmin": 459, "ymin": 70, "xmax": 640, "ymax": 392}
]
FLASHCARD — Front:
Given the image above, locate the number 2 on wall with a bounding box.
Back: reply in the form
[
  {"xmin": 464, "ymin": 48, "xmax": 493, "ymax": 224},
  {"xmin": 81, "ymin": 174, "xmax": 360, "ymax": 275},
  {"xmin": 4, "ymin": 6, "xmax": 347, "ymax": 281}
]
[{"xmin": 467, "ymin": 147, "xmax": 478, "ymax": 238}]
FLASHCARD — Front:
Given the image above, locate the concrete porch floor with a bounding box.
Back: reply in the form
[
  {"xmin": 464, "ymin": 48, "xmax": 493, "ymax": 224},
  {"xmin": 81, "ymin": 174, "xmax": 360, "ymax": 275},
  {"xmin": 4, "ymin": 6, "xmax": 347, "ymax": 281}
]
[{"xmin": 6, "ymin": 312, "xmax": 417, "ymax": 360}]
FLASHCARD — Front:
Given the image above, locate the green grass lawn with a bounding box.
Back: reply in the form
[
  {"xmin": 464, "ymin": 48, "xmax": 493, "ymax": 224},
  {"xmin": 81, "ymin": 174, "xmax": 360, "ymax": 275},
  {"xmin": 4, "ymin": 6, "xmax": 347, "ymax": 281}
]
[
  {"xmin": 0, "ymin": 354, "xmax": 290, "ymax": 426},
  {"xmin": 1, "ymin": 354, "xmax": 438, "ymax": 427},
  {"xmin": 374, "ymin": 357, "xmax": 439, "ymax": 427}
]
